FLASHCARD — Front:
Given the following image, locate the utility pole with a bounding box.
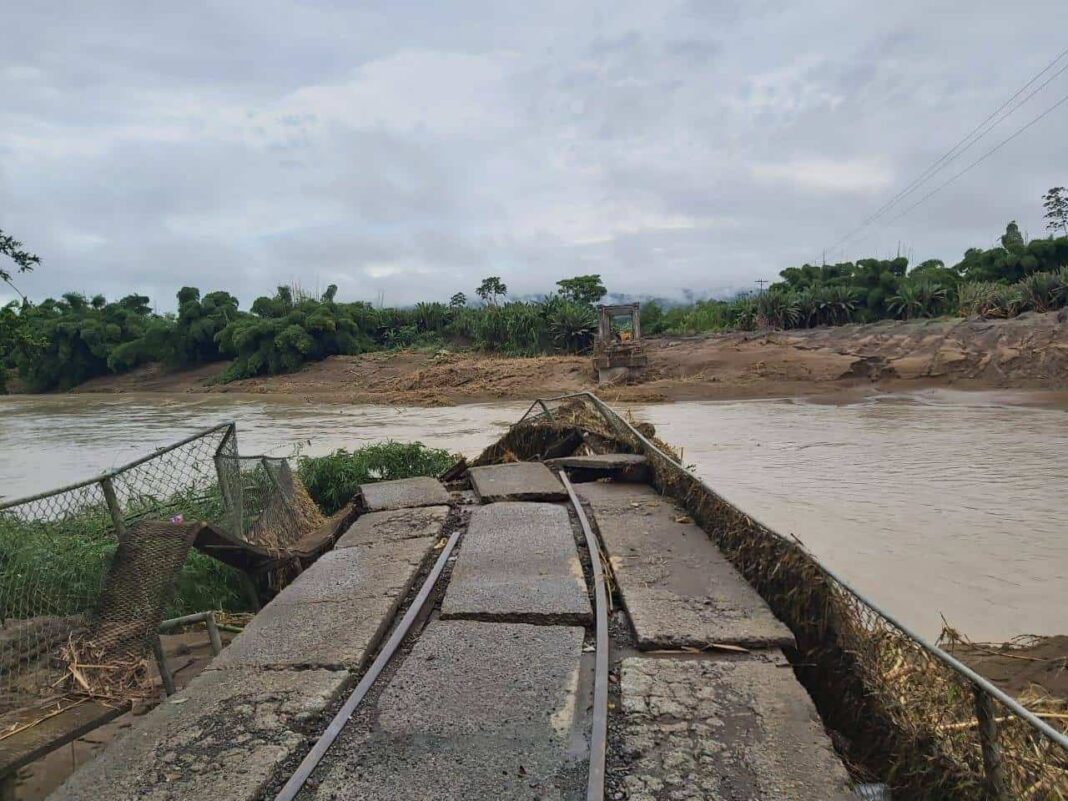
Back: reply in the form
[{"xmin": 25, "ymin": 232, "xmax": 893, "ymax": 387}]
[{"xmin": 755, "ymin": 279, "xmax": 768, "ymax": 295}]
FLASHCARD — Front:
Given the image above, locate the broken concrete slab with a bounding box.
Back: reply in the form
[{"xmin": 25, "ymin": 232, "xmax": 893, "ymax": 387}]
[
  {"xmin": 309, "ymin": 621, "xmax": 586, "ymax": 801},
  {"xmin": 212, "ymin": 538, "xmax": 433, "ymax": 670},
  {"xmin": 50, "ymin": 666, "xmax": 348, "ymax": 801},
  {"xmin": 467, "ymin": 462, "xmax": 566, "ymax": 502},
  {"xmin": 545, "ymin": 452, "xmax": 650, "ymax": 482},
  {"xmin": 359, "ymin": 476, "xmax": 450, "ymax": 511},
  {"xmin": 577, "ymin": 482, "xmax": 793, "ymax": 650},
  {"xmin": 441, "ymin": 502, "xmax": 591, "ymax": 625},
  {"xmin": 271, "ymin": 540, "xmax": 433, "ymax": 605},
  {"xmin": 615, "ymin": 656, "xmax": 853, "ymax": 800},
  {"xmin": 336, "ymin": 505, "xmax": 449, "ymax": 549},
  {"xmin": 546, "ymin": 453, "xmax": 647, "ymax": 469}
]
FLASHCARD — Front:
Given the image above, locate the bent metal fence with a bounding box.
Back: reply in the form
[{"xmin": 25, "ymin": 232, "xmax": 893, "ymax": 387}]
[
  {"xmin": 513, "ymin": 393, "xmax": 1067, "ymax": 801},
  {"xmin": 0, "ymin": 422, "xmax": 309, "ymax": 723}
]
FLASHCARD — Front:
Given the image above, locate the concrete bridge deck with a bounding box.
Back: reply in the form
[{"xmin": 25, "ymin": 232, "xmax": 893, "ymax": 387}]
[{"xmin": 49, "ymin": 470, "xmax": 855, "ymax": 801}]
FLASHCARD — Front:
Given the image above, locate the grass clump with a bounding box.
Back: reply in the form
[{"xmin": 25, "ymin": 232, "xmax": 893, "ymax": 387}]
[
  {"xmin": 167, "ymin": 551, "xmax": 250, "ymax": 616},
  {"xmin": 297, "ymin": 441, "xmax": 455, "ymax": 515},
  {"xmin": 0, "ymin": 511, "xmax": 253, "ymax": 619}
]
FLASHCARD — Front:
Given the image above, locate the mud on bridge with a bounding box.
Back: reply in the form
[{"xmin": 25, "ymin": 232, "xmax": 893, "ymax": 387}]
[{"xmin": 49, "ymin": 447, "xmax": 854, "ymax": 800}]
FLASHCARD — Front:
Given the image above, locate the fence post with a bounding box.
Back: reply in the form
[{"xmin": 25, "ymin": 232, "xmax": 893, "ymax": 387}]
[
  {"xmin": 99, "ymin": 476, "xmax": 126, "ymax": 538},
  {"xmin": 214, "ymin": 454, "xmax": 241, "ymax": 535},
  {"xmin": 973, "ymin": 684, "xmax": 1008, "ymax": 801},
  {"xmin": 214, "ymin": 425, "xmax": 244, "ymax": 536},
  {"xmin": 205, "ymin": 612, "xmax": 223, "ymax": 655},
  {"xmin": 152, "ymin": 635, "xmax": 176, "ymax": 696}
]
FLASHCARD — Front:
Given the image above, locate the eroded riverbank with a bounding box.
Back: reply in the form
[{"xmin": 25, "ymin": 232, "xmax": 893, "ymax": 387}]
[{"xmin": 26, "ymin": 310, "xmax": 1066, "ymax": 406}]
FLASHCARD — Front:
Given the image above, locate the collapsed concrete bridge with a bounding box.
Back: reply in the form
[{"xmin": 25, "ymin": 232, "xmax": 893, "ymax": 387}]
[
  {"xmin": 50, "ymin": 454, "xmax": 853, "ymax": 800},
  {"xmin": 17, "ymin": 393, "xmax": 1067, "ymax": 800}
]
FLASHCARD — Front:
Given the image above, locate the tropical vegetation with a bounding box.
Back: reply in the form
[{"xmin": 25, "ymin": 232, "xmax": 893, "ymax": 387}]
[
  {"xmin": 3, "ymin": 190, "xmax": 1068, "ymax": 392},
  {"xmin": 643, "ymin": 224, "xmax": 1068, "ymax": 335},
  {"xmin": 296, "ymin": 441, "xmax": 455, "ymax": 515}
]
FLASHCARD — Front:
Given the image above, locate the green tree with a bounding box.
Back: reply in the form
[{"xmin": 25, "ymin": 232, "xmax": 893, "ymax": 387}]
[
  {"xmin": 888, "ymin": 280, "xmax": 948, "ymax": 320},
  {"xmin": 13, "ymin": 293, "xmax": 158, "ymax": 390},
  {"xmin": 215, "ymin": 286, "xmax": 375, "ymax": 381},
  {"xmin": 1000, "ymin": 220, "xmax": 1025, "ymax": 251},
  {"xmin": 1043, "ymin": 187, "xmax": 1068, "ymax": 237},
  {"xmin": 171, "ymin": 288, "xmax": 239, "ymax": 365},
  {"xmin": 555, "ymin": 274, "xmax": 607, "ymax": 306},
  {"xmin": 954, "ymin": 224, "xmax": 1068, "ymax": 284},
  {"xmin": 475, "ymin": 276, "xmax": 507, "ymax": 307},
  {"xmin": 546, "ymin": 301, "xmax": 597, "ymax": 352},
  {"xmin": 449, "ymin": 292, "xmax": 467, "ymax": 308},
  {"xmin": 0, "ymin": 229, "xmax": 40, "ymax": 300},
  {"xmin": 0, "ymin": 301, "xmax": 31, "ymax": 393}
]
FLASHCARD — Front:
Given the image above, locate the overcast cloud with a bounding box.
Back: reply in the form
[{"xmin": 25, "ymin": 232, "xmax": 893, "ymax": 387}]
[{"xmin": 2, "ymin": 1, "xmax": 1066, "ymax": 309}]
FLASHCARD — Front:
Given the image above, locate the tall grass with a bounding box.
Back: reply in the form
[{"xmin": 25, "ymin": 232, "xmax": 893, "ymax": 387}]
[
  {"xmin": 296, "ymin": 441, "xmax": 455, "ymax": 515},
  {"xmin": 0, "ymin": 511, "xmax": 251, "ymax": 620},
  {"xmin": 0, "ymin": 442, "xmax": 457, "ymax": 624},
  {"xmin": 647, "ymin": 268, "xmax": 1068, "ymax": 336}
]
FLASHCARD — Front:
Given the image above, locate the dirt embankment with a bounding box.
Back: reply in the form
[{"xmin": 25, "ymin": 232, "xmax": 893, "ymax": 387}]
[
  {"xmin": 69, "ymin": 311, "xmax": 1068, "ymax": 405},
  {"xmin": 946, "ymin": 635, "xmax": 1068, "ymax": 715}
]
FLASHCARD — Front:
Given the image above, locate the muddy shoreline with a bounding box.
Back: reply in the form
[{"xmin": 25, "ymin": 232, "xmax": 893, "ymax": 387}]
[{"xmin": 26, "ymin": 311, "xmax": 1062, "ymax": 407}]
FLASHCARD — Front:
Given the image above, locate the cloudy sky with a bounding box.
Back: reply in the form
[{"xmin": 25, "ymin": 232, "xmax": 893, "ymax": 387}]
[{"xmin": 2, "ymin": 1, "xmax": 1066, "ymax": 309}]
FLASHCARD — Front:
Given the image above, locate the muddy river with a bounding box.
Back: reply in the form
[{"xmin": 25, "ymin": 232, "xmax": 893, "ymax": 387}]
[{"xmin": 0, "ymin": 391, "xmax": 1064, "ymax": 643}]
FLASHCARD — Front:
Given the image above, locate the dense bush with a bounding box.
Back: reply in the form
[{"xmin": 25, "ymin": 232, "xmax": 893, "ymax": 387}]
[
  {"xmin": 297, "ymin": 441, "xmax": 455, "ymax": 515},
  {"xmin": 546, "ymin": 298, "xmax": 597, "ymax": 353},
  {"xmin": 646, "ymin": 227, "xmax": 1068, "ymax": 336},
  {"xmin": 0, "ymin": 275, "xmax": 617, "ymax": 391},
  {"xmin": 956, "ymin": 222, "xmax": 1068, "ymax": 283},
  {"xmin": 3, "ymin": 226, "xmax": 1066, "ymax": 394},
  {"xmin": 12, "ymin": 293, "xmax": 156, "ymax": 391},
  {"xmin": 215, "ymin": 286, "xmax": 377, "ymax": 381}
]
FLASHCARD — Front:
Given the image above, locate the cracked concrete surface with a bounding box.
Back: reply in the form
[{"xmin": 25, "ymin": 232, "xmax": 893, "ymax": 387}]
[
  {"xmin": 309, "ymin": 621, "xmax": 586, "ymax": 801},
  {"xmin": 213, "ymin": 538, "xmax": 434, "ymax": 670},
  {"xmin": 359, "ymin": 477, "xmax": 451, "ymax": 511},
  {"xmin": 49, "ymin": 667, "xmax": 348, "ymax": 801},
  {"xmin": 615, "ymin": 657, "xmax": 853, "ymax": 801},
  {"xmin": 578, "ymin": 482, "xmax": 793, "ymax": 649},
  {"xmin": 336, "ymin": 505, "xmax": 449, "ymax": 549},
  {"xmin": 467, "ymin": 462, "xmax": 567, "ymax": 502},
  {"xmin": 441, "ymin": 502, "xmax": 591, "ymax": 625}
]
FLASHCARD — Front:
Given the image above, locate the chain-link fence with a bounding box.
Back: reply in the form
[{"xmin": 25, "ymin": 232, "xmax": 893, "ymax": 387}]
[
  {"xmin": 511, "ymin": 393, "xmax": 1068, "ymax": 801},
  {"xmin": 0, "ymin": 422, "xmax": 318, "ymax": 728}
]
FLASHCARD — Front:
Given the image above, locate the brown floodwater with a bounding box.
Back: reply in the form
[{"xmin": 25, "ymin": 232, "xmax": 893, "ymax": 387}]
[{"xmin": 1, "ymin": 391, "xmax": 1064, "ymax": 642}]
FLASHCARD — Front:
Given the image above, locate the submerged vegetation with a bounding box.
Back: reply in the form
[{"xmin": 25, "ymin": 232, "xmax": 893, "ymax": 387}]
[{"xmin": 2, "ymin": 198, "xmax": 1067, "ymax": 392}]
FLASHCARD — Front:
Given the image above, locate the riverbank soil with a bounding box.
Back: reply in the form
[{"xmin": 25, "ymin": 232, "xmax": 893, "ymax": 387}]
[
  {"xmin": 61, "ymin": 311, "xmax": 1067, "ymax": 405},
  {"xmin": 946, "ymin": 635, "xmax": 1068, "ymax": 704},
  {"xmin": 10, "ymin": 628, "xmax": 235, "ymax": 801}
]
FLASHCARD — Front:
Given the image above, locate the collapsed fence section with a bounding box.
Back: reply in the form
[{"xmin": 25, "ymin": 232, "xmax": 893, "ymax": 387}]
[
  {"xmin": 510, "ymin": 393, "xmax": 1067, "ymax": 801},
  {"xmin": 0, "ymin": 422, "xmax": 319, "ymax": 725}
]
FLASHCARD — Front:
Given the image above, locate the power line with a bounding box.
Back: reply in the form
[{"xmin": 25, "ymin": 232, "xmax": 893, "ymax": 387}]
[
  {"xmin": 854, "ymin": 57, "xmax": 1068, "ymax": 237},
  {"xmin": 853, "ymin": 50, "xmax": 1068, "ymax": 229},
  {"xmin": 823, "ymin": 46, "xmax": 1068, "ymax": 257},
  {"xmin": 880, "ymin": 88, "xmax": 1068, "ymax": 226}
]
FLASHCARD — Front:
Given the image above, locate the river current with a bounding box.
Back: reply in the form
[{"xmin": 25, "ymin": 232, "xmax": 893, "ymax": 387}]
[{"xmin": 1, "ymin": 391, "xmax": 1064, "ymax": 642}]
